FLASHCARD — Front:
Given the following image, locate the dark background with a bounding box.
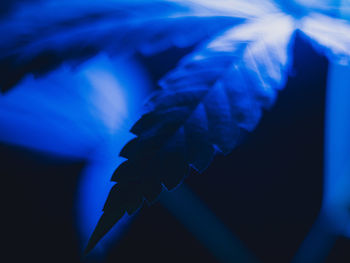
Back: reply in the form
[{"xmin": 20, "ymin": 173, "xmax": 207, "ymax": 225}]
[{"xmin": 1, "ymin": 34, "xmax": 349, "ymax": 262}]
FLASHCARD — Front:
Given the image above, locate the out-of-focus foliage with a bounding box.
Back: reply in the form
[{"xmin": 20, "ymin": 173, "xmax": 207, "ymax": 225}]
[
  {"xmin": 0, "ymin": 53, "xmax": 152, "ymax": 254},
  {"xmin": 1, "ymin": 0, "xmax": 350, "ymax": 253}
]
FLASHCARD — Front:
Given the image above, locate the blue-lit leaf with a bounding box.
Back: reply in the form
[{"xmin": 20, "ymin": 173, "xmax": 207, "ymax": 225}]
[
  {"xmin": 300, "ymin": 13, "xmax": 350, "ymax": 65},
  {"xmin": 0, "ymin": 54, "xmax": 144, "ymax": 158},
  {"xmin": 2, "ymin": 0, "xmax": 350, "ymax": 254},
  {"xmin": 86, "ymin": 13, "xmax": 296, "ymax": 252},
  {"xmin": 0, "ymin": 0, "xmax": 244, "ymax": 91}
]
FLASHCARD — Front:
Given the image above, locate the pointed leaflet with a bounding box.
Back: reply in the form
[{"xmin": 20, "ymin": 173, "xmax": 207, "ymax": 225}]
[
  {"xmin": 0, "ymin": 0, "xmax": 245, "ymax": 92},
  {"xmin": 86, "ymin": 13, "xmax": 296, "ymax": 252},
  {"xmin": 300, "ymin": 13, "xmax": 350, "ymax": 65}
]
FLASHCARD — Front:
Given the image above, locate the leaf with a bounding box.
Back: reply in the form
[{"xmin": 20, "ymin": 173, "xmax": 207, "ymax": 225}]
[
  {"xmin": 300, "ymin": 13, "xmax": 350, "ymax": 65},
  {"xmin": 0, "ymin": 54, "xmax": 144, "ymax": 158},
  {"xmin": 0, "ymin": 0, "xmax": 242, "ymax": 92},
  {"xmin": 86, "ymin": 13, "xmax": 296, "ymax": 253}
]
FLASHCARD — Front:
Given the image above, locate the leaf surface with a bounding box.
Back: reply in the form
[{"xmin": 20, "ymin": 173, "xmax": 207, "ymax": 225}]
[
  {"xmin": 300, "ymin": 13, "xmax": 350, "ymax": 65},
  {"xmin": 86, "ymin": 13, "xmax": 296, "ymax": 253},
  {"xmin": 0, "ymin": 0, "xmax": 243, "ymax": 91}
]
